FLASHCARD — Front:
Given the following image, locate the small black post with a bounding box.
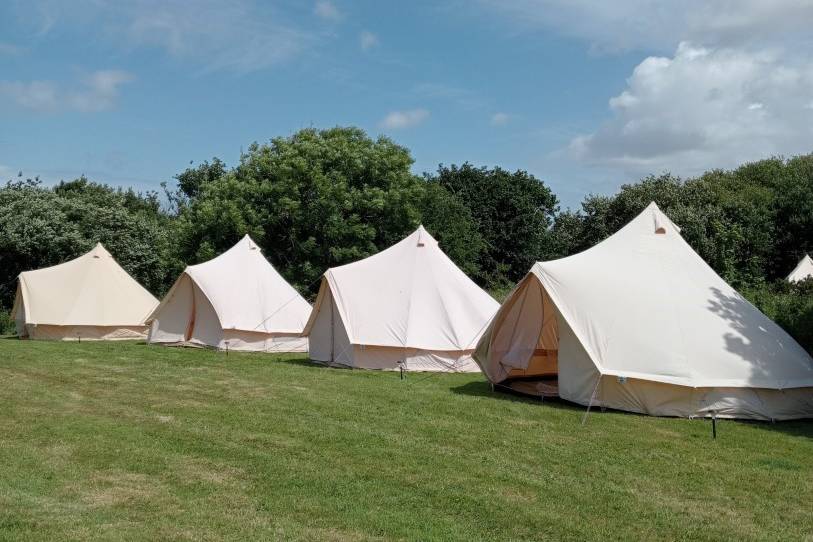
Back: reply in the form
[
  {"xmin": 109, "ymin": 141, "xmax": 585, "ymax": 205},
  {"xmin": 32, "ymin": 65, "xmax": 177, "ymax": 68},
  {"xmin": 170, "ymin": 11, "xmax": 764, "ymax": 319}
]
[
  {"xmin": 77, "ymin": 332, "xmax": 81, "ymax": 344},
  {"xmin": 225, "ymin": 340, "xmax": 230, "ymax": 357},
  {"xmin": 711, "ymin": 411, "xmax": 717, "ymax": 439},
  {"xmin": 398, "ymin": 361, "xmax": 404, "ymax": 380}
]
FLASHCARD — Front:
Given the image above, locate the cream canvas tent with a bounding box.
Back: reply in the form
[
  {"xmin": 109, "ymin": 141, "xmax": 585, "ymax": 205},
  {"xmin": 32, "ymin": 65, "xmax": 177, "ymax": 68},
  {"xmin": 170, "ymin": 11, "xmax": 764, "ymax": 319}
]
[
  {"xmin": 12, "ymin": 243, "xmax": 158, "ymax": 341},
  {"xmin": 474, "ymin": 203, "xmax": 813, "ymax": 420},
  {"xmin": 786, "ymin": 254, "xmax": 813, "ymax": 283},
  {"xmin": 147, "ymin": 235, "xmax": 311, "ymax": 352},
  {"xmin": 302, "ymin": 226, "xmax": 500, "ymax": 372}
]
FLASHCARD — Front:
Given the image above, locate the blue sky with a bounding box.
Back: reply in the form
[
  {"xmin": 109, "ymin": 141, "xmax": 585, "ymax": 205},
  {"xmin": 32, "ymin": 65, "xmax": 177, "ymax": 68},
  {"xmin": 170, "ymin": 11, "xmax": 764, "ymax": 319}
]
[{"xmin": 2, "ymin": 1, "xmax": 812, "ymax": 208}]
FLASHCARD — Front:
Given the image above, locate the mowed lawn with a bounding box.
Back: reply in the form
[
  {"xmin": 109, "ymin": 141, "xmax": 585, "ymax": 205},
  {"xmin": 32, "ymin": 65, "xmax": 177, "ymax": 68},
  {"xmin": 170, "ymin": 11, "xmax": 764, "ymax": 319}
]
[{"xmin": 0, "ymin": 341, "xmax": 811, "ymax": 541}]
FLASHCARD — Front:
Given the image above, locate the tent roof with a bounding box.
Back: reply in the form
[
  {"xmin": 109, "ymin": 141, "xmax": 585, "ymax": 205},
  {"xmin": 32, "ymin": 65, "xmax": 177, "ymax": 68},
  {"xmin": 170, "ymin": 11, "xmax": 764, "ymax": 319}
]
[
  {"xmin": 304, "ymin": 226, "xmax": 499, "ymax": 351},
  {"xmin": 786, "ymin": 254, "xmax": 813, "ymax": 283},
  {"xmin": 150, "ymin": 235, "xmax": 311, "ymax": 334},
  {"xmin": 16, "ymin": 243, "xmax": 158, "ymax": 326},
  {"xmin": 531, "ymin": 202, "xmax": 813, "ymax": 389}
]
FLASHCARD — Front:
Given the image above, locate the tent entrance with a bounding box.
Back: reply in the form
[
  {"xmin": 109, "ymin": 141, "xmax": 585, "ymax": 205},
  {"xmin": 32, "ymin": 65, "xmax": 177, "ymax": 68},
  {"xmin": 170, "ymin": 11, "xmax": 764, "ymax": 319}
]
[{"xmin": 490, "ymin": 275, "xmax": 560, "ymax": 397}]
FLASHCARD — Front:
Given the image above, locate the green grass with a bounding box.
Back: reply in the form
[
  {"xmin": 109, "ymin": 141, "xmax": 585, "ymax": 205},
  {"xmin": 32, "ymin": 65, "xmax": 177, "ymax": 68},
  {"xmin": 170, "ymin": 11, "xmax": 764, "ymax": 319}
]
[{"xmin": 0, "ymin": 341, "xmax": 811, "ymax": 541}]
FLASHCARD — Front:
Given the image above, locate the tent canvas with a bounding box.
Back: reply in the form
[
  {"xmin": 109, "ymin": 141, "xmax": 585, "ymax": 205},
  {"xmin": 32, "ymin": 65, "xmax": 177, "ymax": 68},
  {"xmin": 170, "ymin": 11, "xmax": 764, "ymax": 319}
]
[
  {"xmin": 147, "ymin": 235, "xmax": 311, "ymax": 352},
  {"xmin": 474, "ymin": 203, "xmax": 813, "ymax": 420},
  {"xmin": 12, "ymin": 243, "xmax": 159, "ymax": 341},
  {"xmin": 302, "ymin": 226, "xmax": 500, "ymax": 372},
  {"xmin": 786, "ymin": 254, "xmax": 813, "ymax": 283}
]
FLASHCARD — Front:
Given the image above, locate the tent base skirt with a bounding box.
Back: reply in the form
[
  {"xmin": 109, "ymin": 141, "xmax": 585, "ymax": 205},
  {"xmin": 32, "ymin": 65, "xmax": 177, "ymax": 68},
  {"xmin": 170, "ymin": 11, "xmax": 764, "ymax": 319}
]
[
  {"xmin": 149, "ymin": 331, "xmax": 308, "ymax": 353},
  {"xmin": 310, "ymin": 345, "xmax": 481, "ymax": 372},
  {"xmin": 19, "ymin": 324, "xmax": 149, "ymax": 341},
  {"xmin": 495, "ymin": 374, "xmax": 813, "ymax": 421}
]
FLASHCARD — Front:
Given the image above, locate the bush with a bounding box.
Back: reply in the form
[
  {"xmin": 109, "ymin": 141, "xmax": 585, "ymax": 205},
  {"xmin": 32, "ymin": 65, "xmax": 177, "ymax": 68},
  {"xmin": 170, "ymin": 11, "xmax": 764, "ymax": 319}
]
[
  {"xmin": 741, "ymin": 280, "xmax": 813, "ymax": 354},
  {"xmin": 0, "ymin": 309, "xmax": 15, "ymax": 336}
]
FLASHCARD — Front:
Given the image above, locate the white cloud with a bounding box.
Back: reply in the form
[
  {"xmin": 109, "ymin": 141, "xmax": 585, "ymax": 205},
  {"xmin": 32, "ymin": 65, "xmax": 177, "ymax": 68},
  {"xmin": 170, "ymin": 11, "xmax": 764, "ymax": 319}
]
[
  {"xmin": 0, "ymin": 70, "xmax": 134, "ymax": 113},
  {"xmin": 412, "ymin": 83, "xmax": 483, "ymax": 110},
  {"xmin": 314, "ymin": 0, "xmax": 342, "ymax": 21},
  {"xmin": 0, "ymin": 164, "xmax": 14, "ymax": 181},
  {"xmin": 380, "ymin": 108, "xmax": 430, "ymax": 129},
  {"xmin": 68, "ymin": 70, "xmax": 135, "ymax": 112},
  {"xmin": 17, "ymin": 1, "xmax": 314, "ymax": 73},
  {"xmin": 360, "ymin": 31, "xmax": 378, "ymax": 51},
  {"xmin": 0, "ymin": 81, "xmax": 59, "ymax": 111},
  {"xmin": 491, "ymin": 112, "xmax": 510, "ymax": 126},
  {"xmin": 0, "ymin": 42, "xmax": 22, "ymax": 55},
  {"xmin": 568, "ymin": 42, "xmax": 813, "ymax": 176},
  {"xmin": 474, "ymin": 0, "xmax": 813, "ymax": 53}
]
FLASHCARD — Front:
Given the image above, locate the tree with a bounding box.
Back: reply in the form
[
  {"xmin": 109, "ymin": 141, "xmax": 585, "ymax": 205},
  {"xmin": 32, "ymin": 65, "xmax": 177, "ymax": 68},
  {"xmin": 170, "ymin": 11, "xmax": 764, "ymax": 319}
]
[
  {"xmin": 174, "ymin": 127, "xmax": 440, "ymax": 294},
  {"xmin": 427, "ymin": 163, "xmax": 559, "ymax": 288},
  {"xmin": 0, "ymin": 179, "xmax": 174, "ymax": 309}
]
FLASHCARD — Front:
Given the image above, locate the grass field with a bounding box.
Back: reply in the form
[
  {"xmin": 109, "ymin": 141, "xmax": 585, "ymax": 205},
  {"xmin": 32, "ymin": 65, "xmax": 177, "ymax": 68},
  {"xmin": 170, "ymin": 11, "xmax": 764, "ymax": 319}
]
[{"xmin": 0, "ymin": 340, "xmax": 811, "ymax": 541}]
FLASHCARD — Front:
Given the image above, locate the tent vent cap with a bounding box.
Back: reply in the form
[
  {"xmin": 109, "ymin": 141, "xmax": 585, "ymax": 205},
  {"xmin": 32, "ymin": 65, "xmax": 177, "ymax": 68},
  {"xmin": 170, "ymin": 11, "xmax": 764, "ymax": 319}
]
[{"xmin": 653, "ymin": 213, "xmax": 668, "ymax": 235}]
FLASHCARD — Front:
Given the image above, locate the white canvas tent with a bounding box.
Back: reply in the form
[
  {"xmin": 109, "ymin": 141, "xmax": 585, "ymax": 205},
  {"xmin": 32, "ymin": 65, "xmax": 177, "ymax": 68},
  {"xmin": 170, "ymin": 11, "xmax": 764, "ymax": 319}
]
[
  {"xmin": 12, "ymin": 243, "xmax": 158, "ymax": 341},
  {"xmin": 147, "ymin": 235, "xmax": 311, "ymax": 352},
  {"xmin": 786, "ymin": 254, "xmax": 813, "ymax": 283},
  {"xmin": 474, "ymin": 203, "xmax": 813, "ymax": 420},
  {"xmin": 302, "ymin": 226, "xmax": 500, "ymax": 372}
]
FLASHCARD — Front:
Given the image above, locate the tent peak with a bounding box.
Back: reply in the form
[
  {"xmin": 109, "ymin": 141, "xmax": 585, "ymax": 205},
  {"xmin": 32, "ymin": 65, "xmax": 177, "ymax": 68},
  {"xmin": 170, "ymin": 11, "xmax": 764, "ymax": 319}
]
[
  {"xmin": 89, "ymin": 243, "xmax": 111, "ymax": 258},
  {"xmin": 414, "ymin": 225, "xmax": 437, "ymax": 247},
  {"xmin": 241, "ymin": 234, "xmax": 260, "ymax": 250}
]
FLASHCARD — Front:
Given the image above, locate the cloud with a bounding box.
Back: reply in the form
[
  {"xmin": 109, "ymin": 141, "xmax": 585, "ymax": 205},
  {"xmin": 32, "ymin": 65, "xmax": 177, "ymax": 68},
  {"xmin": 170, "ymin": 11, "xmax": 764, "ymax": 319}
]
[
  {"xmin": 68, "ymin": 70, "xmax": 135, "ymax": 112},
  {"xmin": 0, "ymin": 81, "xmax": 58, "ymax": 111},
  {"xmin": 380, "ymin": 108, "xmax": 430, "ymax": 129},
  {"xmin": 0, "ymin": 164, "xmax": 14, "ymax": 181},
  {"xmin": 411, "ymin": 83, "xmax": 483, "ymax": 110},
  {"xmin": 360, "ymin": 31, "xmax": 378, "ymax": 51},
  {"xmin": 567, "ymin": 42, "xmax": 813, "ymax": 176},
  {"xmin": 16, "ymin": 1, "xmax": 314, "ymax": 74},
  {"xmin": 0, "ymin": 70, "xmax": 134, "ymax": 113},
  {"xmin": 474, "ymin": 0, "xmax": 813, "ymax": 53},
  {"xmin": 491, "ymin": 112, "xmax": 510, "ymax": 126},
  {"xmin": 0, "ymin": 42, "xmax": 22, "ymax": 55},
  {"xmin": 314, "ymin": 1, "xmax": 342, "ymax": 21}
]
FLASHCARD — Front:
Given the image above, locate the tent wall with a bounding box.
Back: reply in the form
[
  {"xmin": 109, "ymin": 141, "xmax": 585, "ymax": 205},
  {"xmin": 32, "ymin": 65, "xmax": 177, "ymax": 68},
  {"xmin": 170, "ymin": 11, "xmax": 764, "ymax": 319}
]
[
  {"xmin": 22, "ymin": 324, "xmax": 148, "ymax": 341},
  {"xmin": 149, "ymin": 275, "xmax": 308, "ymax": 353},
  {"xmin": 308, "ymin": 286, "xmax": 478, "ymax": 372},
  {"xmin": 148, "ymin": 275, "xmax": 195, "ymax": 344},
  {"xmin": 479, "ymin": 273, "xmax": 813, "ymax": 420},
  {"xmin": 12, "ymin": 288, "xmax": 26, "ymax": 337},
  {"xmin": 308, "ymin": 286, "xmax": 353, "ymax": 365},
  {"xmin": 556, "ymin": 310, "xmax": 602, "ymax": 406},
  {"xmin": 554, "ymin": 293, "xmax": 813, "ymax": 420}
]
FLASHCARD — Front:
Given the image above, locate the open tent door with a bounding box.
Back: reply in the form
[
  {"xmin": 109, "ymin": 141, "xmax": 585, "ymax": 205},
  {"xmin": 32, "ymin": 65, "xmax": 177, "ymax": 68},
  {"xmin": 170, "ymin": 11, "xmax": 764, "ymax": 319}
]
[{"xmin": 486, "ymin": 275, "xmax": 560, "ymax": 396}]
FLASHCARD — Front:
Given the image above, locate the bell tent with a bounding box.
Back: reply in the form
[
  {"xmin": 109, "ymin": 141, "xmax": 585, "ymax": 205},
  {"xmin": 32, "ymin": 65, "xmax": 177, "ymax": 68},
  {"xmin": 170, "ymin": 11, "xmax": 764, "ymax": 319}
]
[
  {"xmin": 12, "ymin": 243, "xmax": 158, "ymax": 341},
  {"xmin": 147, "ymin": 235, "xmax": 311, "ymax": 352},
  {"xmin": 474, "ymin": 203, "xmax": 813, "ymax": 420},
  {"xmin": 302, "ymin": 226, "xmax": 500, "ymax": 372},
  {"xmin": 786, "ymin": 254, "xmax": 813, "ymax": 283}
]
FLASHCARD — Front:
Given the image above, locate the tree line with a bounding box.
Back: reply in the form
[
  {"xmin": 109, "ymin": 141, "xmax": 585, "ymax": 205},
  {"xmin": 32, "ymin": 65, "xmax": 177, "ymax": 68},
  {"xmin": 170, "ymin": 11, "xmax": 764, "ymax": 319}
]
[{"xmin": 2, "ymin": 126, "xmax": 812, "ymax": 350}]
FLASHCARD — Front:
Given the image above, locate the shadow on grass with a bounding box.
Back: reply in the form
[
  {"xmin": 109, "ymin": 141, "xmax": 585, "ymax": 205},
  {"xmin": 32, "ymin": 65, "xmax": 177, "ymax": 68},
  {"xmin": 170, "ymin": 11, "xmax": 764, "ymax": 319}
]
[
  {"xmin": 735, "ymin": 418, "xmax": 813, "ymax": 440},
  {"xmin": 450, "ymin": 380, "xmax": 584, "ymax": 412}
]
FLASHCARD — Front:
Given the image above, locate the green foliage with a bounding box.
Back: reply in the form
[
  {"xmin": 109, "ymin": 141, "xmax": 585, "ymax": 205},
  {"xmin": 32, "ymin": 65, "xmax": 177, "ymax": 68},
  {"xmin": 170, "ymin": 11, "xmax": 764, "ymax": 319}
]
[
  {"xmin": 0, "ymin": 178, "xmax": 175, "ymax": 309},
  {"xmin": 0, "ymin": 309, "xmax": 14, "ymax": 335},
  {"xmin": 427, "ymin": 163, "xmax": 559, "ymax": 287},
  {"xmin": 2, "ymin": 126, "xmax": 812, "ymax": 352},
  {"xmin": 173, "ymin": 127, "xmax": 476, "ymax": 294},
  {"xmin": 742, "ymin": 280, "xmax": 813, "ymax": 353}
]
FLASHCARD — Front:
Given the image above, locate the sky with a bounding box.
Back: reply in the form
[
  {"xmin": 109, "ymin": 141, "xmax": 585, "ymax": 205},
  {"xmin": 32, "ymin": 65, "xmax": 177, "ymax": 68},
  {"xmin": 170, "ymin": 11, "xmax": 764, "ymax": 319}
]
[{"xmin": 2, "ymin": 1, "xmax": 813, "ymax": 208}]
